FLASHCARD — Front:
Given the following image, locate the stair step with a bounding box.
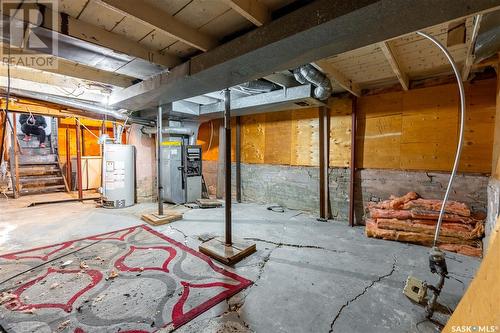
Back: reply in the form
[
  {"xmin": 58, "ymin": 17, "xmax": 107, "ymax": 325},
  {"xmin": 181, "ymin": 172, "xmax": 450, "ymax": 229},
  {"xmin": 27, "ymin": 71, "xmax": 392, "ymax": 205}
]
[
  {"xmin": 19, "ymin": 147, "xmax": 52, "ymax": 156},
  {"xmin": 20, "ymin": 184, "xmax": 66, "ymax": 195},
  {"xmin": 19, "ymin": 165, "xmax": 60, "ymax": 176},
  {"xmin": 20, "ymin": 175, "xmax": 64, "ymax": 184},
  {"xmin": 19, "ymin": 153, "xmax": 57, "ymax": 165}
]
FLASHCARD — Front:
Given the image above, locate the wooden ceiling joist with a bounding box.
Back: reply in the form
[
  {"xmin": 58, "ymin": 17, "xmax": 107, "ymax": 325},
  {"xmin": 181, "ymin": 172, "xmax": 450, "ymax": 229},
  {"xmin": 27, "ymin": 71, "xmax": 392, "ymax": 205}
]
[
  {"xmin": 1, "ymin": 48, "xmax": 134, "ymax": 87},
  {"xmin": 313, "ymin": 61, "xmax": 361, "ymax": 97},
  {"xmin": 225, "ymin": 0, "xmax": 271, "ymax": 26},
  {"xmin": 43, "ymin": 12, "xmax": 181, "ymax": 69},
  {"xmin": 462, "ymin": 14, "xmax": 483, "ymax": 81},
  {"xmin": 97, "ymin": 0, "xmax": 218, "ymax": 52},
  {"xmin": 3, "ymin": 3, "xmax": 181, "ymax": 69},
  {"xmin": 379, "ymin": 41, "xmax": 409, "ymax": 90}
]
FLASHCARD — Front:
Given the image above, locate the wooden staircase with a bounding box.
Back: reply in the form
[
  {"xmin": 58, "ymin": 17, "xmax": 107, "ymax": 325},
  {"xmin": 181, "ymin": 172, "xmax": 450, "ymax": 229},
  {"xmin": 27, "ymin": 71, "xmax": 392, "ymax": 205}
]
[{"xmin": 14, "ymin": 135, "xmax": 69, "ymax": 196}]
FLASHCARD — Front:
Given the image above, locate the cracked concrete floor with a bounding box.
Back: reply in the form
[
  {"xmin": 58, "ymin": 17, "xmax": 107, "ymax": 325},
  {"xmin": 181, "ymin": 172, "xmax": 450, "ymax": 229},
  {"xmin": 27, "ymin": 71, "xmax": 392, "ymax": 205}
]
[{"xmin": 0, "ymin": 197, "xmax": 480, "ymax": 333}]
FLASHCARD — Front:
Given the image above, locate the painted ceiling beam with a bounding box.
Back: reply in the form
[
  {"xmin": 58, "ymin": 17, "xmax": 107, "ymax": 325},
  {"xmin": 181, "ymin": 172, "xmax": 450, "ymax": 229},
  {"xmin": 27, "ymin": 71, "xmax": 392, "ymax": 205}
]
[{"xmin": 108, "ymin": 0, "xmax": 500, "ymax": 110}]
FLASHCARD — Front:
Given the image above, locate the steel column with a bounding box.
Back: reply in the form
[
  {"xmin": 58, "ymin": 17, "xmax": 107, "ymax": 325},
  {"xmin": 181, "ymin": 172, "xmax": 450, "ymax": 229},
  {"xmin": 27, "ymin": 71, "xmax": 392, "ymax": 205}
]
[
  {"xmin": 11, "ymin": 113, "xmax": 19, "ymax": 198},
  {"xmin": 319, "ymin": 106, "xmax": 331, "ymax": 220},
  {"xmin": 235, "ymin": 115, "xmax": 241, "ymax": 203},
  {"xmin": 75, "ymin": 118, "xmax": 83, "ymax": 200},
  {"xmin": 216, "ymin": 123, "xmax": 225, "ymax": 199},
  {"xmin": 349, "ymin": 97, "xmax": 357, "ymax": 227},
  {"xmin": 224, "ymin": 89, "xmax": 232, "ymax": 246},
  {"xmin": 157, "ymin": 105, "xmax": 163, "ymax": 216}
]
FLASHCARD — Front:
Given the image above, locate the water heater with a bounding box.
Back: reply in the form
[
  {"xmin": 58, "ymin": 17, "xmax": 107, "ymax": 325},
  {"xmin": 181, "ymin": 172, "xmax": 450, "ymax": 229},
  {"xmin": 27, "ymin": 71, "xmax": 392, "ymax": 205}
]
[{"xmin": 102, "ymin": 144, "xmax": 135, "ymax": 208}]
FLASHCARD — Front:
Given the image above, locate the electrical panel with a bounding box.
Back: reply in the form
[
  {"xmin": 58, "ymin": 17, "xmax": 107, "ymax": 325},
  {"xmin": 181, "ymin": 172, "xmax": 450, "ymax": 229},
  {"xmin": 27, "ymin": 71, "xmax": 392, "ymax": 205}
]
[{"xmin": 185, "ymin": 145, "xmax": 202, "ymax": 177}]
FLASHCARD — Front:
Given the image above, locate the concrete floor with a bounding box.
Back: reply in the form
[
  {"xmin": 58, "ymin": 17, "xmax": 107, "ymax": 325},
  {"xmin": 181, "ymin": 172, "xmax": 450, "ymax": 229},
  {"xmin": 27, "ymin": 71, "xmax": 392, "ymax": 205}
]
[{"xmin": 0, "ymin": 193, "xmax": 480, "ymax": 333}]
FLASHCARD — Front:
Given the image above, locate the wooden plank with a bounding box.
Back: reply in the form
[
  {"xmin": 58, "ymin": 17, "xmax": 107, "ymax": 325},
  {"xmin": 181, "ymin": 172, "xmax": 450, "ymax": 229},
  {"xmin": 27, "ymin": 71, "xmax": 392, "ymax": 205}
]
[
  {"xmin": 356, "ymin": 114, "xmax": 401, "ymax": 169},
  {"xmin": 241, "ymin": 114, "xmax": 266, "ymax": 164},
  {"xmin": 379, "ymin": 41, "xmax": 409, "ymax": 90},
  {"xmin": 290, "ymin": 108, "xmax": 319, "ymax": 166},
  {"xmin": 224, "ymin": 0, "xmax": 271, "ymax": 26},
  {"xmin": 199, "ymin": 237, "xmax": 256, "ymax": 266},
  {"xmin": 198, "ymin": 119, "xmax": 220, "ymax": 161},
  {"xmin": 462, "ymin": 15, "xmax": 483, "ymax": 81},
  {"xmin": 98, "ymin": 0, "xmax": 218, "ymax": 51},
  {"xmin": 264, "ymin": 111, "xmax": 292, "ymax": 165},
  {"xmin": 313, "ymin": 60, "xmax": 361, "ymax": 97},
  {"xmin": 329, "ymin": 97, "xmax": 352, "ymax": 167},
  {"xmin": 43, "ymin": 10, "xmax": 181, "ymax": 69}
]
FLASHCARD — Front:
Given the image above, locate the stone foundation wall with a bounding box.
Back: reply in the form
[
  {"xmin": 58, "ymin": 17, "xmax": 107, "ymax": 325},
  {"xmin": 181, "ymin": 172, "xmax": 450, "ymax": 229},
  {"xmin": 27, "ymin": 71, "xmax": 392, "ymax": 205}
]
[{"xmin": 203, "ymin": 161, "xmax": 489, "ymax": 224}]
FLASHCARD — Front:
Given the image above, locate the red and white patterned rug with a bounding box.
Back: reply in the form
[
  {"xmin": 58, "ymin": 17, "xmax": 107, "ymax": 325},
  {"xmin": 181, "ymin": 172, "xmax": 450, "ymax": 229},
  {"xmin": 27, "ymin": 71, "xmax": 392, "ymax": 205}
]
[{"xmin": 0, "ymin": 225, "xmax": 252, "ymax": 332}]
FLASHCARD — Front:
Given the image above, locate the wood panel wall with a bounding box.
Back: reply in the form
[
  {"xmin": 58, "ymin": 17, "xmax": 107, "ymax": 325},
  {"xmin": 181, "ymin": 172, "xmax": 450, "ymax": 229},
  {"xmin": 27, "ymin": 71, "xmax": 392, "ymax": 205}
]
[
  {"xmin": 198, "ymin": 78, "xmax": 496, "ymax": 174},
  {"xmin": 58, "ymin": 118, "xmax": 126, "ymax": 157}
]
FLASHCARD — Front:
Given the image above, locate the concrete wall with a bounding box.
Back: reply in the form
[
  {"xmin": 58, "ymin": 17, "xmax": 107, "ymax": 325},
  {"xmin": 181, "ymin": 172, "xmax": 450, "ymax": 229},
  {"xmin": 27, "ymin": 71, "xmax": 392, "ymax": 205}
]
[
  {"xmin": 204, "ymin": 161, "xmax": 489, "ymax": 224},
  {"xmin": 129, "ymin": 124, "xmax": 156, "ymax": 202}
]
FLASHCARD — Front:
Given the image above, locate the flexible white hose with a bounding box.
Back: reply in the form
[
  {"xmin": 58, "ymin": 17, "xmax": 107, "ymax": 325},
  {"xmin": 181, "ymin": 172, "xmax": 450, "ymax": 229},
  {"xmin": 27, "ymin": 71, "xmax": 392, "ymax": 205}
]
[{"xmin": 416, "ymin": 31, "xmax": 466, "ymax": 248}]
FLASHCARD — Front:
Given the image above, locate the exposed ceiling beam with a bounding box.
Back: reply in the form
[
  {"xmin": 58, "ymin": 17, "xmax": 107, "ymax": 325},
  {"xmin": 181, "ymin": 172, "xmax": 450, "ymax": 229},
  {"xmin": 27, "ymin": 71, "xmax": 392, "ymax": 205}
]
[
  {"xmin": 462, "ymin": 14, "xmax": 483, "ymax": 81},
  {"xmin": 1, "ymin": 47, "xmax": 134, "ymax": 87},
  {"xmin": 97, "ymin": 0, "xmax": 218, "ymax": 52},
  {"xmin": 379, "ymin": 41, "xmax": 409, "ymax": 90},
  {"xmin": 1, "ymin": 3, "xmax": 181, "ymax": 69},
  {"xmin": 313, "ymin": 61, "xmax": 361, "ymax": 97},
  {"xmin": 264, "ymin": 72, "xmax": 301, "ymax": 88},
  {"xmin": 108, "ymin": 0, "xmax": 500, "ymax": 110},
  {"xmin": 39, "ymin": 10, "xmax": 181, "ymax": 69},
  {"xmin": 224, "ymin": 0, "xmax": 271, "ymax": 26},
  {"xmin": 0, "ymin": 77, "xmax": 106, "ymax": 102}
]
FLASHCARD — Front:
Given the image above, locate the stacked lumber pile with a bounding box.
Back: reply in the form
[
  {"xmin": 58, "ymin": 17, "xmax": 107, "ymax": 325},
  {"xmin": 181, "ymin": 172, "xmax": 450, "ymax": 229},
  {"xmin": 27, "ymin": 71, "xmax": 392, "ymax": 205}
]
[{"xmin": 365, "ymin": 192, "xmax": 485, "ymax": 257}]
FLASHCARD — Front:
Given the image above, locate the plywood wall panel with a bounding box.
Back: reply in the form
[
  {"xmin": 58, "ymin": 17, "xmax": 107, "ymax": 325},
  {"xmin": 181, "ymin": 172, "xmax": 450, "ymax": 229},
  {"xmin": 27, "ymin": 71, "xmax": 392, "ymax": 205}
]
[
  {"xmin": 328, "ymin": 97, "xmax": 353, "ymax": 167},
  {"xmin": 356, "ymin": 114, "xmax": 401, "ymax": 169},
  {"xmin": 291, "ymin": 108, "xmax": 319, "ymax": 166},
  {"xmin": 264, "ymin": 111, "xmax": 292, "ymax": 165},
  {"xmin": 197, "ymin": 78, "xmax": 495, "ymax": 174},
  {"xmin": 241, "ymin": 114, "xmax": 266, "ymax": 164},
  {"xmin": 197, "ymin": 119, "xmax": 220, "ymax": 161}
]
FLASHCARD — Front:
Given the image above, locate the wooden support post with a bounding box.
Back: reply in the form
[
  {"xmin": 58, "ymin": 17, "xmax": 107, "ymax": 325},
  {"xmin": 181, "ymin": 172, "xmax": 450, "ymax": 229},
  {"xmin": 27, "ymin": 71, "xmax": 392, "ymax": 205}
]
[
  {"xmin": 75, "ymin": 118, "xmax": 83, "ymax": 200},
  {"xmin": 236, "ymin": 115, "xmax": 241, "ymax": 203},
  {"xmin": 65, "ymin": 128, "xmax": 72, "ymax": 190},
  {"xmin": 349, "ymin": 97, "xmax": 357, "ymax": 227},
  {"xmin": 319, "ymin": 106, "xmax": 331, "ymax": 220}
]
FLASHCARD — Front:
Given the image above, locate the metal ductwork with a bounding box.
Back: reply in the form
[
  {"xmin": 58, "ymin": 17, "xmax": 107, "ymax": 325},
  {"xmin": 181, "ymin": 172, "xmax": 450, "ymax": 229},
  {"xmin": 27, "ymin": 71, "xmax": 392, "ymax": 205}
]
[
  {"xmin": 236, "ymin": 80, "xmax": 279, "ymax": 93},
  {"xmin": 293, "ymin": 64, "xmax": 332, "ymax": 100},
  {"xmin": 4, "ymin": 89, "xmax": 152, "ymax": 126},
  {"xmin": 141, "ymin": 126, "xmax": 196, "ymax": 145}
]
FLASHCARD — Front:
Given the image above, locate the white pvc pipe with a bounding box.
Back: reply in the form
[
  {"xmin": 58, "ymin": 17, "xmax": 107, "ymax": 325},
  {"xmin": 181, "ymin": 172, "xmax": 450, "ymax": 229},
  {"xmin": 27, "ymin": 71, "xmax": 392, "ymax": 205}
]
[{"xmin": 416, "ymin": 31, "xmax": 466, "ymax": 248}]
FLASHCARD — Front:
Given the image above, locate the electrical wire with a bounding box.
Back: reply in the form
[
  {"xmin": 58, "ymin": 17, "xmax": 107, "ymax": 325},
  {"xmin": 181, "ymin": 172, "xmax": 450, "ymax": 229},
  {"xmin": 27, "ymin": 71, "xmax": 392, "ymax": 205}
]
[{"xmin": 416, "ymin": 31, "xmax": 466, "ymax": 248}]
